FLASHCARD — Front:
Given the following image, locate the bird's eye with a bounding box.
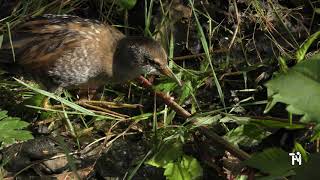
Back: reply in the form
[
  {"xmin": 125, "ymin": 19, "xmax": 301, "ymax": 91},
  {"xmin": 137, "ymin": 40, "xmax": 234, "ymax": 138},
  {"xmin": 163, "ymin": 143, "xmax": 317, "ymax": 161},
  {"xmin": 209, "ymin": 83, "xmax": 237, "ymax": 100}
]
[{"xmin": 145, "ymin": 56, "xmax": 156, "ymax": 65}]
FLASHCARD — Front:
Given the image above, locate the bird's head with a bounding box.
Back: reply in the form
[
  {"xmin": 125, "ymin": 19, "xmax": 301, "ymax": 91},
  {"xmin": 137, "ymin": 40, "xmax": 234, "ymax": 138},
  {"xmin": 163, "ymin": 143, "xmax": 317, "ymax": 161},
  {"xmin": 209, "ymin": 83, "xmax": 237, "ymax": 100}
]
[{"xmin": 113, "ymin": 37, "xmax": 182, "ymax": 86}]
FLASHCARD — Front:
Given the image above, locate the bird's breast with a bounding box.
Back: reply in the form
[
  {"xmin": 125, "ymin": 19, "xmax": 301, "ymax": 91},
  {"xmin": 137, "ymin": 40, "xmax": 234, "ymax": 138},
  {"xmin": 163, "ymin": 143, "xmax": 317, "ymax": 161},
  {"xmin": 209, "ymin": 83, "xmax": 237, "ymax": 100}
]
[{"xmin": 47, "ymin": 46, "xmax": 103, "ymax": 88}]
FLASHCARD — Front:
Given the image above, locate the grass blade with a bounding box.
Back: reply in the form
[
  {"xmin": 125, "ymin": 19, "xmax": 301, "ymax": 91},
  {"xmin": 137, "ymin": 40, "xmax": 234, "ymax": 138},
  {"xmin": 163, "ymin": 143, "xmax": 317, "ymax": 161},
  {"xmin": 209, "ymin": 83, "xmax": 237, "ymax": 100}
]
[
  {"xmin": 188, "ymin": 0, "xmax": 226, "ymax": 109},
  {"xmin": 14, "ymin": 78, "xmax": 95, "ymax": 115}
]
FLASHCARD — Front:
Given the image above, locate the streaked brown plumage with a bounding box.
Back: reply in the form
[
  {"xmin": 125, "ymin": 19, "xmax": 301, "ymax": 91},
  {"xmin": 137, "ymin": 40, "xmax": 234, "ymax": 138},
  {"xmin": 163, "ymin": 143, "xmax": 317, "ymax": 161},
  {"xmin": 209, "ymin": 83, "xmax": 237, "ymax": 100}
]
[{"xmin": 0, "ymin": 14, "xmax": 181, "ymax": 92}]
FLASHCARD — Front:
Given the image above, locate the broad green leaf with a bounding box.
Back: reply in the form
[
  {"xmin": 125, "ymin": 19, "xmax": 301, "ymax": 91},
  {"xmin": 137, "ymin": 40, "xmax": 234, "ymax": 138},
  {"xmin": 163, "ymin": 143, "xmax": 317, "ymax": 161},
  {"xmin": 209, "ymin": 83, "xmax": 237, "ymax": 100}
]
[
  {"xmin": 164, "ymin": 162, "xmax": 191, "ymax": 180},
  {"xmin": 118, "ymin": 0, "xmax": 137, "ymax": 10},
  {"xmin": 244, "ymin": 148, "xmax": 294, "ymax": 177},
  {"xmin": 0, "ymin": 110, "xmax": 33, "ymax": 146},
  {"xmin": 180, "ymin": 155, "xmax": 203, "ymax": 179},
  {"xmin": 191, "ymin": 114, "xmax": 222, "ymax": 127},
  {"xmin": 154, "ymin": 80, "xmax": 177, "ymax": 92},
  {"xmin": 224, "ymin": 124, "xmax": 271, "ymax": 147},
  {"xmin": 164, "ymin": 155, "xmax": 203, "ymax": 180},
  {"xmin": 265, "ymin": 56, "xmax": 320, "ymax": 123},
  {"xmin": 296, "ymin": 31, "xmax": 320, "ymax": 62},
  {"xmin": 146, "ymin": 132, "xmax": 202, "ymax": 179},
  {"xmin": 147, "ymin": 140, "xmax": 183, "ymax": 167},
  {"xmin": 220, "ymin": 115, "xmax": 251, "ymax": 124}
]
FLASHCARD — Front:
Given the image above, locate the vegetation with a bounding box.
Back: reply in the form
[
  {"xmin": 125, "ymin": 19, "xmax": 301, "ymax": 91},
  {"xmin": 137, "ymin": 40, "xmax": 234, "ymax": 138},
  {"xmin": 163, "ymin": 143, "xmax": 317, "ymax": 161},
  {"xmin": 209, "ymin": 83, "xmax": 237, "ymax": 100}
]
[{"xmin": 0, "ymin": 0, "xmax": 320, "ymax": 179}]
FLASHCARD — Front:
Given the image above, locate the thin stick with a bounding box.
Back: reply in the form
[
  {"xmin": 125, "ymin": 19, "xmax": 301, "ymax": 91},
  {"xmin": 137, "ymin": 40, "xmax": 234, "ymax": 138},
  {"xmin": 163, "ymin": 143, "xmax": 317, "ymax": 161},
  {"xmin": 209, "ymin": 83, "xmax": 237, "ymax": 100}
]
[{"xmin": 137, "ymin": 76, "xmax": 250, "ymax": 160}]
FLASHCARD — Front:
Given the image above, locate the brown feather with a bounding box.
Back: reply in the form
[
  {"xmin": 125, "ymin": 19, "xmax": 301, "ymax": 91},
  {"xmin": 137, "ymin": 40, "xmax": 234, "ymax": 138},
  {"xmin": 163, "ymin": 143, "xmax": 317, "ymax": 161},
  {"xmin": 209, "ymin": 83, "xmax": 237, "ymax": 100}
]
[{"xmin": 0, "ymin": 15, "xmax": 173, "ymax": 91}]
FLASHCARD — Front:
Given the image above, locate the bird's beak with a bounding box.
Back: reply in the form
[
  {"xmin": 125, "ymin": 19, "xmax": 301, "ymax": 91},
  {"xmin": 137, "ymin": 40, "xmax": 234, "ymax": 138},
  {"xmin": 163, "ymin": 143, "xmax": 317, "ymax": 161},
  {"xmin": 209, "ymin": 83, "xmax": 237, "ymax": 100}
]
[{"xmin": 160, "ymin": 65, "xmax": 182, "ymax": 86}]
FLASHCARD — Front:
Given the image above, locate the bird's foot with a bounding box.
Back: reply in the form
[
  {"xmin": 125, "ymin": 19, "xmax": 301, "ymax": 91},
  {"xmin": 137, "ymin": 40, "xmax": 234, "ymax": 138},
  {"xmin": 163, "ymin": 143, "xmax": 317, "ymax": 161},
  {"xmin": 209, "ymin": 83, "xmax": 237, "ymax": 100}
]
[{"xmin": 41, "ymin": 96, "xmax": 52, "ymax": 109}]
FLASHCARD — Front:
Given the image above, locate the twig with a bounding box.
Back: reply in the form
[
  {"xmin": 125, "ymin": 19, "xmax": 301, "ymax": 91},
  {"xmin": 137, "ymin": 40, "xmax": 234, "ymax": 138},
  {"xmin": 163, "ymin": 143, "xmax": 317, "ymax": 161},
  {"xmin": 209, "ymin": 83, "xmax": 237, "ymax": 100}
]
[{"xmin": 137, "ymin": 76, "xmax": 250, "ymax": 160}]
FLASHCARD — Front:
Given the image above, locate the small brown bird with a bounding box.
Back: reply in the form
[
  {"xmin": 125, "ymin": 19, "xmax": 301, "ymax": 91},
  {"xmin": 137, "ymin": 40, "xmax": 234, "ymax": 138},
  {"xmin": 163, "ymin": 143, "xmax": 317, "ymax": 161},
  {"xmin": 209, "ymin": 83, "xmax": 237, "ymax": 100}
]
[{"xmin": 0, "ymin": 14, "xmax": 181, "ymax": 94}]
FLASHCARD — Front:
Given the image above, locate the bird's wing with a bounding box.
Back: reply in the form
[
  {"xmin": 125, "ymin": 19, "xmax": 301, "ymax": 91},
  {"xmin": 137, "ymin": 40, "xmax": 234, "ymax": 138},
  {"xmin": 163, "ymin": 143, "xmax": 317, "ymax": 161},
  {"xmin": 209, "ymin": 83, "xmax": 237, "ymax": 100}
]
[{"xmin": 0, "ymin": 15, "xmax": 101, "ymax": 69}]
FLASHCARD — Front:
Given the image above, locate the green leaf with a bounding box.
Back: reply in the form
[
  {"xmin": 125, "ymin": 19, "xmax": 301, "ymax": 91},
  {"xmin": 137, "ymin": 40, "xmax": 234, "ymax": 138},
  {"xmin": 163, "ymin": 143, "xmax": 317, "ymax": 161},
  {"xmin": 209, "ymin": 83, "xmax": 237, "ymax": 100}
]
[
  {"xmin": 0, "ymin": 110, "xmax": 33, "ymax": 146},
  {"xmin": 164, "ymin": 162, "xmax": 190, "ymax": 180},
  {"xmin": 224, "ymin": 124, "xmax": 271, "ymax": 147},
  {"xmin": 265, "ymin": 56, "xmax": 320, "ymax": 123},
  {"xmin": 22, "ymin": 94, "xmax": 46, "ymax": 107},
  {"xmin": 192, "ymin": 114, "xmax": 222, "ymax": 127},
  {"xmin": 164, "ymin": 155, "xmax": 203, "ymax": 180},
  {"xmin": 117, "ymin": 0, "xmax": 137, "ymax": 10},
  {"xmin": 278, "ymin": 56, "xmax": 289, "ymax": 73},
  {"xmin": 251, "ymin": 118, "xmax": 306, "ymax": 129},
  {"xmin": 19, "ymin": 94, "xmax": 50, "ymax": 115},
  {"xmin": 180, "ymin": 155, "xmax": 203, "ymax": 179},
  {"xmin": 0, "ymin": 110, "xmax": 7, "ymax": 120},
  {"xmin": 310, "ymin": 125, "xmax": 320, "ymax": 141},
  {"xmin": 147, "ymin": 140, "xmax": 183, "ymax": 167},
  {"xmin": 178, "ymin": 80, "xmax": 192, "ymax": 104},
  {"xmin": 147, "ymin": 138, "xmax": 203, "ymax": 180},
  {"xmin": 296, "ymin": 31, "xmax": 320, "ymax": 62},
  {"xmin": 294, "ymin": 142, "xmax": 308, "ymax": 162},
  {"xmin": 220, "ymin": 115, "xmax": 251, "ymax": 124},
  {"xmin": 154, "ymin": 80, "xmax": 177, "ymax": 92},
  {"xmin": 244, "ymin": 148, "xmax": 294, "ymax": 177},
  {"xmin": 219, "ymin": 115, "xmax": 305, "ymax": 129}
]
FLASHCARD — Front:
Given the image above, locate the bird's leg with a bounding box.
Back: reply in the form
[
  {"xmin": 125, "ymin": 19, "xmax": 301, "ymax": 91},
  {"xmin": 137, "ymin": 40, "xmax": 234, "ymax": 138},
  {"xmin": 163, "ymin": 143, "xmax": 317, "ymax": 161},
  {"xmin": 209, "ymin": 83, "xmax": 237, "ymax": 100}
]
[
  {"xmin": 76, "ymin": 85, "xmax": 99, "ymax": 101},
  {"xmin": 41, "ymin": 96, "xmax": 51, "ymax": 109},
  {"xmin": 41, "ymin": 88, "xmax": 63, "ymax": 109}
]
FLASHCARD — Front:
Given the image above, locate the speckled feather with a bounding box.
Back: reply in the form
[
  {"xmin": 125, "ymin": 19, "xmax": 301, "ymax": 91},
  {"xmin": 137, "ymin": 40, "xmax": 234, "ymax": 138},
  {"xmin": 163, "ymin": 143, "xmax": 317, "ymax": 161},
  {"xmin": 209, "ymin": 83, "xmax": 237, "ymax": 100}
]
[
  {"xmin": 0, "ymin": 15, "xmax": 170, "ymax": 91},
  {"xmin": 0, "ymin": 15, "xmax": 125, "ymax": 90}
]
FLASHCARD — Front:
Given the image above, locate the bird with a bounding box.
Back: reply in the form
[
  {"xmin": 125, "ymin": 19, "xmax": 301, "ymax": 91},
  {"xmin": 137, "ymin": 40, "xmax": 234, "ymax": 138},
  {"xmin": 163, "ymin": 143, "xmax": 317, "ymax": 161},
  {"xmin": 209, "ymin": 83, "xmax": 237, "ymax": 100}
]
[{"xmin": 0, "ymin": 14, "xmax": 181, "ymax": 97}]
